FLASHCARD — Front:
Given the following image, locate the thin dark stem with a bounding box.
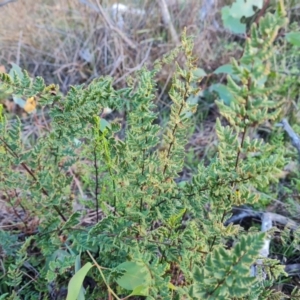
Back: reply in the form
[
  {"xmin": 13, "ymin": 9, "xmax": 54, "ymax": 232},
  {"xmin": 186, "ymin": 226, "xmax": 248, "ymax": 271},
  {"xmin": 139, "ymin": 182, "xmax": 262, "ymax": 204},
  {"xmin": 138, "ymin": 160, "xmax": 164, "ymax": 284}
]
[
  {"xmin": 209, "ymin": 210, "xmax": 227, "ymax": 251},
  {"xmin": 155, "ymin": 175, "xmax": 253, "ymax": 208},
  {"xmin": 154, "ymin": 86, "xmax": 189, "ymax": 210},
  {"xmin": 255, "ymin": 0, "xmax": 271, "ymax": 25},
  {"xmin": 107, "ymin": 162, "xmax": 117, "ymax": 215},
  {"xmin": 5, "ymin": 188, "xmax": 28, "ymax": 231},
  {"xmin": 234, "ymin": 127, "xmax": 247, "ymax": 170},
  {"xmin": 112, "ymin": 180, "xmax": 117, "ymax": 216},
  {"xmin": 234, "ymin": 76, "xmax": 251, "ymax": 172},
  {"xmin": 54, "ymin": 130, "xmax": 62, "ymax": 165},
  {"xmin": 93, "ymin": 146, "xmax": 100, "ymax": 222},
  {"xmin": 140, "ymin": 148, "xmax": 146, "ymax": 212},
  {"xmin": 139, "ymin": 116, "xmax": 146, "ymax": 212},
  {"xmin": 162, "ymin": 102, "xmax": 185, "ymax": 175},
  {"xmin": 0, "ymin": 137, "xmax": 67, "ymax": 222}
]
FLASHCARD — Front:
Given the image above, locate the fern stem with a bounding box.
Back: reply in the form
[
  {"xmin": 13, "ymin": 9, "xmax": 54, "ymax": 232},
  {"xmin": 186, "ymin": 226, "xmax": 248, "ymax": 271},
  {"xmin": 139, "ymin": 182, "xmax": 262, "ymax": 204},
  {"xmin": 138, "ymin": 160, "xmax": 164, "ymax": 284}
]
[
  {"xmin": 234, "ymin": 127, "xmax": 247, "ymax": 170},
  {"xmin": 0, "ymin": 136, "xmax": 67, "ymax": 222},
  {"xmin": 209, "ymin": 210, "xmax": 227, "ymax": 251},
  {"xmin": 93, "ymin": 146, "xmax": 100, "ymax": 222},
  {"xmin": 53, "ymin": 130, "xmax": 62, "ymax": 165},
  {"xmin": 112, "ymin": 178, "xmax": 117, "ymax": 216},
  {"xmin": 139, "ymin": 120, "xmax": 146, "ymax": 212},
  {"xmin": 163, "ymin": 102, "xmax": 185, "ymax": 175},
  {"xmin": 234, "ymin": 76, "xmax": 251, "ymax": 171}
]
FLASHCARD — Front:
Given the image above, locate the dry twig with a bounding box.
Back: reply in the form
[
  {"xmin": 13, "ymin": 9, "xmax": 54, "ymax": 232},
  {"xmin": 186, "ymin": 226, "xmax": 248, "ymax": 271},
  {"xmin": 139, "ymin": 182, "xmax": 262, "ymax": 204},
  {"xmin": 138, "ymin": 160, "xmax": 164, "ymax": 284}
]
[
  {"xmin": 0, "ymin": 0, "xmax": 17, "ymax": 7},
  {"xmin": 79, "ymin": 0, "xmax": 137, "ymax": 50},
  {"xmin": 225, "ymin": 206, "xmax": 298, "ymax": 230},
  {"xmin": 279, "ymin": 118, "xmax": 300, "ymax": 157},
  {"xmin": 157, "ymin": 0, "xmax": 179, "ymax": 45}
]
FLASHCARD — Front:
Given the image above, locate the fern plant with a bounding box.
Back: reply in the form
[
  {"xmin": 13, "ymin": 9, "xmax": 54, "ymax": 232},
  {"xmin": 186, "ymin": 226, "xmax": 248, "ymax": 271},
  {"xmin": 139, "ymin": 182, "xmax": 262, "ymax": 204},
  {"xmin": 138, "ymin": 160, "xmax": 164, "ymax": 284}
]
[{"xmin": 0, "ymin": 1, "xmax": 295, "ymax": 299}]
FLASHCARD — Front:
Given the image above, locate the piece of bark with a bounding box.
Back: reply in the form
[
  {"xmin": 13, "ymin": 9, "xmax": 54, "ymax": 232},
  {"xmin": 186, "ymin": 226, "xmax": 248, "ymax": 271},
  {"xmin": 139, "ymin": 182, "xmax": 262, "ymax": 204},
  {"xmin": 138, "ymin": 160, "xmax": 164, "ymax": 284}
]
[{"xmin": 280, "ymin": 119, "xmax": 300, "ymax": 158}]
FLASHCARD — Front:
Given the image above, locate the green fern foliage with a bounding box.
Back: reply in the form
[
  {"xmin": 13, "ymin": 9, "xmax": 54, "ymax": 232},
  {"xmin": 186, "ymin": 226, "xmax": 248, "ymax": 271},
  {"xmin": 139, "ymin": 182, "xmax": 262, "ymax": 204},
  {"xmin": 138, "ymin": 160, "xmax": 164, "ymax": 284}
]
[
  {"xmin": 193, "ymin": 233, "xmax": 265, "ymax": 299},
  {"xmin": 0, "ymin": 2, "xmax": 295, "ymax": 298}
]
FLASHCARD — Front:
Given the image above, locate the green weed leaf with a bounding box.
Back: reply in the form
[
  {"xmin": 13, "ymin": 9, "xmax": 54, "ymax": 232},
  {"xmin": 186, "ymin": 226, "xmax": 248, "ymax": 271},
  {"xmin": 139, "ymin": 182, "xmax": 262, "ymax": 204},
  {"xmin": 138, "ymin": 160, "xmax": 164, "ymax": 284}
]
[
  {"xmin": 210, "ymin": 83, "xmax": 234, "ymax": 105},
  {"xmin": 213, "ymin": 64, "xmax": 235, "ymax": 75},
  {"xmin": 222, "ymin": 0, "xmax": 263, "ymax": 34},
  {"xmin": 116, "ymin": 261, "xmax": 151, "ymax": 291},
  {"xmin": 285, "ymin": 32, "xmax": 300, "ymax": 46},
  {"xmin": 9, "ymin": 63, "xmax": 24, "ymax": 79},
  {"xmin": 222, "ymin": 6, "xmax": 246, "ymax": 34},
  {"xmin": 129, "ymin": 285, "xmax": 149, "ymax": 297},
  {"xmin": 100, "ymin": 118, "xmax": 111, "ymax": 132},
  {"xmin": 66, "ymin": 262, "xmax": 93, "ymax": 300},
  {"xmin": 193, "ymin": 68, "xmax": 206, "ymax": 79}
]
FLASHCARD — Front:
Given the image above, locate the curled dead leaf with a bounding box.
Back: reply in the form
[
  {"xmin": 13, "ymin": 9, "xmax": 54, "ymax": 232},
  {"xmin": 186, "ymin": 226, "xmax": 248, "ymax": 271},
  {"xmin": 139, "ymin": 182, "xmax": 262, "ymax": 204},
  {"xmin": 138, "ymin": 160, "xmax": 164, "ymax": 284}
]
[{"xmin": 24, "ymin": 96, "xmax": 37, "ymax": 113}]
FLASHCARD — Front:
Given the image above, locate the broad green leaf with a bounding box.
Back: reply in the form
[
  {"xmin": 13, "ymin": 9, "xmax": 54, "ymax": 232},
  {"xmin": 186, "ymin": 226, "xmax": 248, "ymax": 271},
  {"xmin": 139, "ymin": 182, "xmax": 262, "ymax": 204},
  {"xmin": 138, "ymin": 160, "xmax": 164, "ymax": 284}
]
[
  {"xmin": 213, "ymin": 64, "xmax": 241, "ymax": 82},
  {"xmin": 168, "ymin": 282, "xmax": 177, "ymax": 290},
  {"xmin": 74, "ymin": 254, "xmax": 86, "ymax": 300},
  {"xmin": 75, "ymin": 254, "xmax": 81, "ymax": 272},
  {"xmin": 193, "ymin": 68, "xmax": 206, "ymax": 79},
  {"xmin": 116, "ymin": 261, "xmax": 151, "ymax": 291},
  {"xmin": 187, "ymin": 95, "xmax": 199, "ymax": 105},
  {"xmin": 12, "ymin": 95, "xmax": 26, "ymax": 108},
  {"xmin": 210, "ymin": 84, "xmax": 234, "ymax": 105},
  {"xmin": 213, "ymin": 64, "xmax": 234, "ymax": 75},
  {"xmin": 285, "ymin": 32, "xmax": 300, "ymax": 47},
  {"xmin": 0, "ymin": 293, "xmax": 9, "ymax": 300},
  {"xmin": 128, "ymin": 285, "xmax": 149, "ymax": 296},
  {"xmin": 9, "ymin": 63, "xmax": 23, "ymax": 79},
  {"xmin": 178, "ymin": 180, "xmax": 188, "ymax": 188},
  {"xmin": 221, "ymin": 0, "xmax": 263, "ymax": 34},
  {"xmin": 66, "ymin": 262, "xmax": 93, "ymax": 300},
  {"xmin": 100, "ymin": 118, "xmax": 111, "ymax": 132},
  {"xmin": 230, "ymin": 0, "xmax": 263, "ymax": 18},
  {"xmin": 222, "ymin": 6, "xmax": 246, "ymax": 34}
]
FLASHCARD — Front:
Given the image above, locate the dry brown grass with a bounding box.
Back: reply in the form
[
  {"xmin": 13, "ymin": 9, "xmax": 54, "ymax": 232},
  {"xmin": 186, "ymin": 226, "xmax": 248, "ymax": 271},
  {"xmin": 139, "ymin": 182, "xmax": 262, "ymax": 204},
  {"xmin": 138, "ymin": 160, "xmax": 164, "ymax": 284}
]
[
  {"xmin": 0, "ymin": 0, "xmax": 237, "ymax": 173},
  {"xmin": 0, "ymin": 0, "xmax": 241, "ymax": 179},
  {"xmin": 0, "ymin": 0, "xmax": 235, "ymax": 93}
]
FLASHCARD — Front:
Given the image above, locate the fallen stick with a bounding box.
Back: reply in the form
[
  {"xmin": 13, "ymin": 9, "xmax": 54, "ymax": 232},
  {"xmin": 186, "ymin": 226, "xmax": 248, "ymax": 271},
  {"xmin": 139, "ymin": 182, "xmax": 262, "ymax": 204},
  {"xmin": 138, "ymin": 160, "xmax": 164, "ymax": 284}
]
[
  {"xmin": 225, "ymin": 206, "xmax": 298, "ymax": 230},
  {"xmin": 0, "ymin": 0, "xmax": 17, "ymax": 7},
  {"xmin": 157, "ymin": 0, "xmax": 180, "ymax": 45},
  {"xmin": 278, "ymin": 118, "xmax": 300, "ymax": 158}
]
